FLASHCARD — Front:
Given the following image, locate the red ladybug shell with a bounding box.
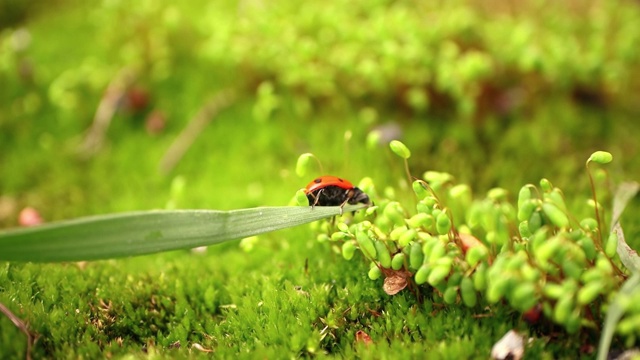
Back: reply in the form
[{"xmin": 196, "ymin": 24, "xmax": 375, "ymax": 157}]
[{"xmin": 305, "ymin": 176, "xmax": 354, "ymax": 193}]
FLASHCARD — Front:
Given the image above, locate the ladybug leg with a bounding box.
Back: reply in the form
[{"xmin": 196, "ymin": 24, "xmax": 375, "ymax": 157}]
[
  {"xmin": 309, "ymin": 189, "xmax": 324, "ymax": 209},
  {"xmin": 338, "ymin": 198, "xmax": 350, "ymax": 215},
  {"xmin": 338, "ymin": 189, "xmax": 354, "ymax": 215}
]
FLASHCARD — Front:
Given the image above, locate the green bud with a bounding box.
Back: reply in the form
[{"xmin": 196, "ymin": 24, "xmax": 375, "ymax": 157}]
[
  {"xmin": 342, "ymin": 241, "xmax": 357, "ymax": 260},
  {"xmin": 596, "ymin": 255, "xmax": 613, "ymax": 275},
  {"xmin": 487, "ymin": 188, "xmax": 508, "ymax": 202},
  {"xmin": 540, "ymin": 178, "xmax": 553, "ymax": 192},
  {"xmin": 391, "ymin": 253, "xmax": 406, "ymax": 270},
  {"xmin": 473, "ymin": 263, "xmax": 488, "ymax": 291},
  {"xmin": 412, "ymin": 180, "xmax": 429, "ymax": 199},
  {"xmin": 384, "ymin": 186, "xmax": 396, "ymax": 199},
  {"xmin": 530, "ymin": 227, "xmax": 548, "ymax": 252},
  {"xmin": 465, "ymin": 245, "xmax": 488, "ymax": 267},
  {"xmin": 605, "ymin": 232, "xmax": 618, "ymax": 258},
  {"xmin": 434, "ymin": 256, "xmax": 453, "ymax": 268},
  {"xmin": 389, "ymin": 140, "xmax": 411, "ymax": 159},
  {"xmin": 534, "ymin": 236, "xmax": 562, "ymax": 265},
  {"xmin": 517, "ymin": 199, "xmax": 538, "ymax": 222},
  {"xmin": 518, "ymin": 221, "xmax": 532, "ymax": 239},
  {"xmin": 423, "ymin": 171, "xmax": 454, "ymax": 186},
  {"xmin": 409, "ymin": 242, "xmax": 424, "ymax": 270},
  {"xmin": 521, "ymin": 264, "xmax": 541, "ymax": 282},
  {"xmin": 564, "ymin": 242, "xmax": 587, "ymax": 267},
  {"xmin": 580, "ymin": 218, "xmax": 598, "ymax": 232},
  {"xmin": 505, "ymin": 250, "xmax": 528, "ymax": 271},
  {"xmin": 406, "ymin": 213, "xmax": 432, "ymax": 229},
  {"xmin": 447, "ymin": 272, "xmax": 463, "ymax": 287},
  {"xmin": 295, "ymin": 189, "xmax": 309, "ymax": 206},
  {"xmin": 375, "ymin": 241, "xmax": 392, "ymax": 268},
  {"xmin": 587, "ymin": 151, "xmax": 613, "ymax": 165},
  {"xmin": 375, "ymin": 215, "xmax": 393, "ymax": 233},
  {"xmin": 356, "ymin": 227, "xmax": 377, "ymax": 260},
  {"xmin": 581, "ymin": 267, "xmax": 604, "ymax": 284},
  {"xmin": 449, "ymin": 184, "xmax": 471, "ymax": 202},
  {"xmin": 428, "ymin": 264, "xmax": 451, "ymax": 286},
  {"xmin": 415, "ymin": 265, "xmax": 430, "ymax": 285},
  {"xmin": 553, "ymin": 294, "xmax": 574, "ymax": 325},
  {"xmin": 616, "ymin": 314, "xmax": 640, "ymax": 335},
  {"xmin": 337, "ymin": 222, "xmax": 350, "ymax": 232},
  {"xmin": 398, "ymin": 229, "xmax": 417, "ymax": 247},
  {"xmin": 517, "ymin": 186, "xmax": 532, "ymax": 209},
  {"xmin": 436, "ymin": 211, "xmax": 452, "ymax": 235},
  {"xmin": 443, "ymin": 285, "xmax": 458, "ymax": 304},
  {"xmin": 561, "ymin": 278, "xmax": 579, "ymax": 294},
  {"xmin": 416, "ymin": 201, "xmax": 431, "ymax": 214},
  {"xmin": 365, "ymin": 206, "xmax": 378, "ymax": 216},
  {"xmin": 239, "ymin": 236, "xmax": 258, "ymax": 252},
  {"xmin": 422, "ymin": 235, "xmax": 439, "ymax": 257},
  {"xmin": 383, "ymin": 201, "xmax": 406, "ymax": 226},
  {"xmin": 431, "ymin": 208, "xmax": 442, "ymax": 220},
  {"xmin": 366, "ymin": 130, "xmax": 381, "ymax": 149},
  {"xmin": 316, "ymin": 233, "xmax": 330, "ymax": 242},
  {"xmin": 587, "ymin": 199, "xmax": 603, "ymax": 214},
  {"xmin": 542, "ymin": 203, "xmax": 569, "ymax": 228},
  {"xmin": 448, "ymin": 184, "xmax": 472, "ymax": 222},
  {"xmin": 528, "ymin": 211, "xmax": 543, "ymax": 233},
  {"xmin": 543, "ymin": 283, "xmax": 564, "ymax": 299},
  {"xmin": 562, "ymin": 261, "xmax": 583, "ymax": 281},
  {"xmin": 428, "ymin": 239, "xmax": 447, "ymax": 262},
  {"xmin": 487, "ymin": 276, "xmax": 509, "ymax": 303},
  {"xmin": 577, "ymin": 281, "xmax": 603, "ymax": 305},
  {"xmin": 368, "ymin": 266, "xmax": 382, "ymax": 280},
  {"xmin": 544, "ymin": 188, "xmax": 567, "ymax": 212},
  {"xmin": 460, "ymin": 277, "xmax": 477, "ymax": 308},
  {"xmin": 510, "ymin": 282, "xmax": 538, "ymax": 312},
  {"xmin": 390, "ymin": 226, "xmax": 408, "ymax": 241},
  {"xmin": 295, "ymin": 153, "xmax": 314, "ymax": 177},
  {"xmin": 331, "ymin": 232, "xmax": 350, "ymax": 241},
  {"xmin": 578, "ymin": 236, "xmax": 597, "ymax": 261}
]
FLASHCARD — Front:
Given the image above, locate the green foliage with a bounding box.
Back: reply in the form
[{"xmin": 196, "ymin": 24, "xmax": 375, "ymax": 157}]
[
  {"xmin": 1, "ymin": 0, "xmax": 640, "ymax": 358},
  {"xmin": 329, "ymin": 149, "xmax": 639, "ymax": 343},
  {"xmin": 198, "ymin": 0, "xmax": 640, "ymax": 115}
]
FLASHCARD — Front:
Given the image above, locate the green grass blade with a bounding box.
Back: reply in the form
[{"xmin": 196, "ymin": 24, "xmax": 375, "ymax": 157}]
[
  {"xmin": 0, "ymin": 206, "xmax": 357, "ymax": 262},
  {"xmin": 597, "ymin": 272, "xmax": 640, "ymax": 360},
  {"xmin": 611, "ymin": 182, "xmax": 640, "ymax": 273},
  {"xmin": 596, "ymin": 182, "xmax": 640, "ymax": 359},
  {"xmin": 611, "ymin": 181, "xmax": 639, "ymax": 226}
]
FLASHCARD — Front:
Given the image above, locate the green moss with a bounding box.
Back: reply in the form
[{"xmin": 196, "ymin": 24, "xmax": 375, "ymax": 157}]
[{"xmin": 2, "ymin": 0, "xmax": 639, "ymax": 358}]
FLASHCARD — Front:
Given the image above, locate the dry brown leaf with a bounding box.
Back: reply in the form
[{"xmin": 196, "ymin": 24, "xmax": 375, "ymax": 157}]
[
  {"xmin": 355, "ymin": 330, "xmax": 373, "ymax": 346},
  {"xmin": 382, "ymin": 269, "xmax": 412, "ymax": 295}
]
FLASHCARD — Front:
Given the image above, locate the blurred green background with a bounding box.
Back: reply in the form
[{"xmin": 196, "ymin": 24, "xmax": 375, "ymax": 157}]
[{"xmin": 1, "ymin": 0, "xmax": 640, "ymax": 357}]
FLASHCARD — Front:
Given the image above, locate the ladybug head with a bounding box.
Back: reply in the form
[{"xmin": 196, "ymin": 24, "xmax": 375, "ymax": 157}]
[{"xmin": 347, "ymin": 187, "xmax": 372, "ymax": 206}]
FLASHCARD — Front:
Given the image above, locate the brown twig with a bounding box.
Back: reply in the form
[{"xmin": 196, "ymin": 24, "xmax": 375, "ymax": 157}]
[
  {"xmin": 0, "ymin": 302, "xmax": 37, "ymax": 360},
  {"xmin": 78, "ymin": 68, "xmax": 138, "ymax": 158},
  {"xmin": 159, "ymin": 88, "xmax": 238, "ymax": 174}
]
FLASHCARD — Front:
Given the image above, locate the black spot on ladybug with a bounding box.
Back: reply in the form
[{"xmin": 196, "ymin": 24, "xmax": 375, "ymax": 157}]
[{"xmin": 313, "ymin": 178, "xmax": 322, "ymax": 184}]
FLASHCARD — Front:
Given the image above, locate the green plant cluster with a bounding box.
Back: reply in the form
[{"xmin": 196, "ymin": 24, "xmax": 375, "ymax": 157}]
[
  {"xmin": 317, "ymin": 146, "xmax": 635, "ymax": 339},
  {"xmin": 200, "ymin": 0, "xmax": 640, "ymax": 115}
]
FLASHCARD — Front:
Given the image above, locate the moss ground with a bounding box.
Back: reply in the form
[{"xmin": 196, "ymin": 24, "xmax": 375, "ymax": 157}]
[{"xmin": 1, "ymin": 1, "xmax": 640, "ymax": 359}]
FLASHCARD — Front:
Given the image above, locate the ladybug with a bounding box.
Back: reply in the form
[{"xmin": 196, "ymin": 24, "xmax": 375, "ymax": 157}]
[{"xmin": 304, "ymin": 176, "xmax": 371, "ymax": 213}]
